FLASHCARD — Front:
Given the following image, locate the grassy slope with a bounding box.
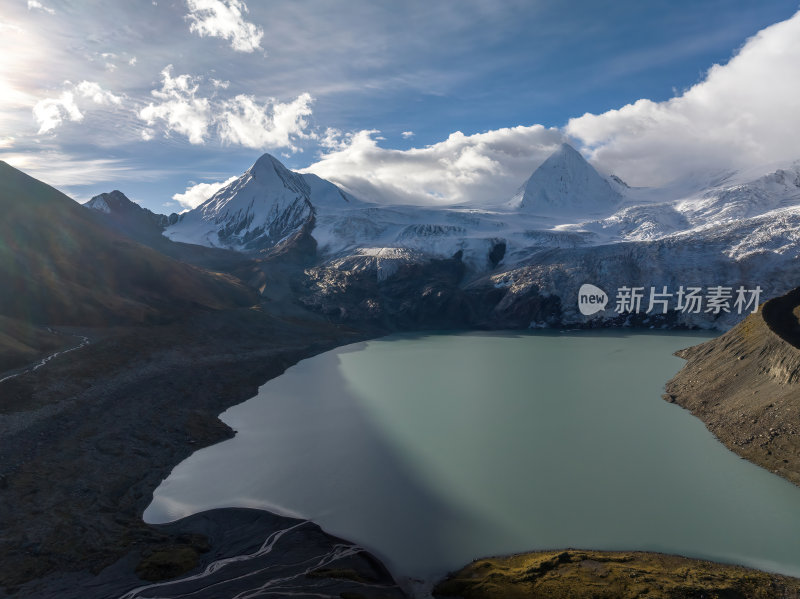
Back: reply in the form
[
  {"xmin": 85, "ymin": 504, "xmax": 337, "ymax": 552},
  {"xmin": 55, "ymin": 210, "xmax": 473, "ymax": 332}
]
[{"xmin": 434, "ymin": 550, "xmax": 800, "ymax": 598}]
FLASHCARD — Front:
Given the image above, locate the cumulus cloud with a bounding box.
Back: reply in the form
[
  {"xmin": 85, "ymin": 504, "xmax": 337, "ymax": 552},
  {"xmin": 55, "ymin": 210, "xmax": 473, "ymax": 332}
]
[
  {"xmin": 26, "ymin": 0, "xmax": 54, "ymax": 15},
  {"xmin": 138, "ymin": 66, "xmax": 211, "ymax": 144},
  {"xmin": 217, "ymin": 92, "xmax": 314, "ymax": 151},
  {"xmin": 33, "ymin": 91, "xmax": 82, "ymax": 133},
  {"xmin": 33, "ymin": 81, "xmax": 124, "ymax": 133},
  {"xmin": 303, "ymin": 126, "xmax": 565, "ymax": 205},
  {"xmin": 304, "ymin": 10, "xmax": 800, "ymax": 202},
  {"xmin": 172, "ymin": 175, "xmax": 238, "ymax": 209},
  {"xmin": 401, "ymin": 131, "xmax": 414, "ymax": 139},
  {"xmin": 75, "ymin": 81, "xmax": 124, "ymax": 106},
  {"xmin": 567, "ymin": 11, "xmax": 800, "ymax": 186},
  {"xmin": 139, "ymin": 66, "xmax": 313, "ymax": 151},
  {"xmin": 185, "ymin": 0, "xmax": 263, "ymax": 53}
]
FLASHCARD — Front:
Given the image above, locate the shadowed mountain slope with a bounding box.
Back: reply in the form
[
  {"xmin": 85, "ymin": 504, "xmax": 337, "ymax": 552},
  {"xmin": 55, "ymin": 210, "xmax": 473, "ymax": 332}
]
[
  {"xmin": 83, "ymin": 190, "xmax": 248, "ymax": 272},
  {"xmin": 0, "ymin": 161, "xmax": 255, "ymax": 328}
]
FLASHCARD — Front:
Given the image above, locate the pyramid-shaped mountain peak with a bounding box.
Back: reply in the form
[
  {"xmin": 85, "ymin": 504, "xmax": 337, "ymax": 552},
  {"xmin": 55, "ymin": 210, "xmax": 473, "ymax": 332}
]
[
  {"xmin": 247, "ymin": 152, "xmax": 310, "ymax": 197},
  {"xmin": 512, "ymin": 143, "xmax": 621, "ymax": 214}
]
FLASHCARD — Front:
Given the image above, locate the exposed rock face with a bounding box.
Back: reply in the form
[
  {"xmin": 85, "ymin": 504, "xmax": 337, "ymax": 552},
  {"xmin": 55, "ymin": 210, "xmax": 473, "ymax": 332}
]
[
  {"xmin": 300, "ymin": 250, "xmax": 562, "ymax": 329},
  {"xmin": 664, "ymin": 286, "xmax": 800, "ymax": 485}
]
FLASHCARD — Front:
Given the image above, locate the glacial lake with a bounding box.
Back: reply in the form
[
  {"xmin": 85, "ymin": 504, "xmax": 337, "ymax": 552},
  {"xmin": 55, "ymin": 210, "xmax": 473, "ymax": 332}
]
[{"xmin": 145, "ymin": 330, "xmax": 800, "ymax": 586}]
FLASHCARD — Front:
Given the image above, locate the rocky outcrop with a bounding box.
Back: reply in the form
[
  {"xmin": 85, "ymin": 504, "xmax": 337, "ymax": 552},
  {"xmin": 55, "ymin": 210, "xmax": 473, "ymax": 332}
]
[
  {"xmin": 433, "ymin": 549, "xmax": 800, "ymax": 598},
  {"xmin": 299, "ymin": 250, "xmax": 562, "ymax": 329},
  {"xmin": 664, "ymin": 286, "xmax": 800, "ymax": 485}
]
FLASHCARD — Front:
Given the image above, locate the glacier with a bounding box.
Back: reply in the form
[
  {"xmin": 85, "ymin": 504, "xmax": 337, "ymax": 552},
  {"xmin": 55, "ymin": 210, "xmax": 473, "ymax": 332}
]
[{"xmin": 161, "ymin": 144, "xmax": 800, "ymax": 329}]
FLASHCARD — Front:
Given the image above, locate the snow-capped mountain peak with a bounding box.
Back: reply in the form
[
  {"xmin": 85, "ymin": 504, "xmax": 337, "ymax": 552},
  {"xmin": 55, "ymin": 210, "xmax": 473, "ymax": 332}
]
[
  {"xmin": 246, "ymin": 152, "xmax": 311, "ymax": 197},
  {"xmin": 509, "ymin": 143, "xmax": 621, "ymax": 215},
  {"xmin": 165, "ymin": 153, "xmax": 357, "ymax": 251},
  {"xmin": 161, "ymin": 148, "xmax": 800, "ymax": 329}
]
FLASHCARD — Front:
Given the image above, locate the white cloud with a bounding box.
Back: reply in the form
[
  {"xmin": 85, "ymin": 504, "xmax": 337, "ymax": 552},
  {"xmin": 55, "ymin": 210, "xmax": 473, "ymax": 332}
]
[
  {"xmin": 75, "ymin": 81, "xmax": 123, "ymax": 106},
  {"xmin": 27, "ymin": 0, "xmax": 54, "ymax": 15},
  {"xmin": 318, "ymin": 127, "xmax": 348, "ymax": 150},
  {"xmin": 138, "ymin": 66, "xmax": 211, "ymax": 144},
  {"xmin": 172, "ymin": 175, "xmax": 237, "ymax": 209},
  {"xmin": 139, "ymin": 66, "xmax": 313, "ymax": 151},
  {"xmin": 401, "ymin": 131, "xmax": 414, "ymax": 139},
  {"xmin": 33, "ymin": 81, "xmax": 124, "ymax": 134},
  {"xmin": 185, "ymin": 0, "xmax": 263, "ymax": 53},
  {"xmin": 304, "ymin": 126, "xmax": 565, "ymax": 205},
  {"xmin": 567, "ymin": 11, "xmax": 800, "ymax": 186},
  {"xmin": 33, "ymin": 91, "xmax": 83, "ymax": 133},
  {"xmin": 217, "ymin": 92, "xmax": 314, "ymax": 151},
  {"xmin": 310, "ymin": 10, "xmax": 800, "ymax": 200}
]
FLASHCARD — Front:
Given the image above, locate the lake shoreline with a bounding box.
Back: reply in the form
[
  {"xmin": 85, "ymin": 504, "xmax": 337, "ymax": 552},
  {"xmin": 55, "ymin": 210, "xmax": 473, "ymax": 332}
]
[
  {"xmin": 2, "ymin": 304, "xmax": 800, "ymax": 598},
  {"xmin": 0, "ymin": 307, "xmax": 391, "ymax": 597},
  {"xmin": 144, "ymin": 328, "xmax": 800, "ymax": 592}
]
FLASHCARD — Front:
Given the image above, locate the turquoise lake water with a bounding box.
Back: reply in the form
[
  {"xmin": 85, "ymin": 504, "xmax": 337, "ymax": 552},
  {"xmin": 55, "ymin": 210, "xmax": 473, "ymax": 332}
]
[{"xmin": 145, "ymin": 330, "xmax": 800, "ymax": 585}]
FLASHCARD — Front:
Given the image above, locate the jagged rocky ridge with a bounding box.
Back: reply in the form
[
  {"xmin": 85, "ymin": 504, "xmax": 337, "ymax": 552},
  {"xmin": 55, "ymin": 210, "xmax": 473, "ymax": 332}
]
[{"xmin": 85, "ymin": 190, "xmax": 178, "ymax": 228}]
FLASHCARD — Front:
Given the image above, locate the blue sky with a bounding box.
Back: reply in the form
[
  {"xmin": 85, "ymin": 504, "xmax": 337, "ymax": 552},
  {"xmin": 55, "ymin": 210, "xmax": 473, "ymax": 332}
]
[{"xmin": 1, "ymin": 0, "xmax": 799, "ymax": 211}]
